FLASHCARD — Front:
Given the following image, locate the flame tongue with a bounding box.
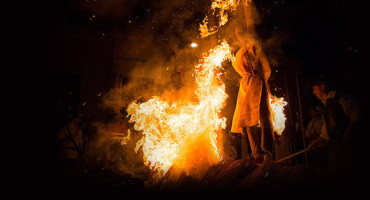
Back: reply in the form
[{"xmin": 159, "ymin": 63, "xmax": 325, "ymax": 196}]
[
  {"xmin": 127, "ymin": 41, "xmax": 234, "ymax": 180},
  {"xmin": 200, "ymin": 0, "xmax": 243, "ymax": 38},
  {"xmin": 270, "ymin": 96, "xmax": 288, "ymax": 135}
]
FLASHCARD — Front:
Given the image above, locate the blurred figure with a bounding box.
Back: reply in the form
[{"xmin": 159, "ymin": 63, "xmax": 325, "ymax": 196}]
[
  {"xmin": 295, "ymin": 112, "xmax": 302, "ymax": 134},
  {"xmin": 57, "ymin": 115, "xmax": 84, "ymax": 183},
  {"xmin": 274, "ymin": 130, "xmax": 292, "ymax": 166},
  {"xmin": 305, "ymin": 106, "xmax": 328, "ymax": 167}
]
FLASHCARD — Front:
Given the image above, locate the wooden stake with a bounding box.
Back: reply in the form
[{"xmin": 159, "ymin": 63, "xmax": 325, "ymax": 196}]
[{"xmin": 274, "ymin": 148, "xmax": 309, "ymax": 163}]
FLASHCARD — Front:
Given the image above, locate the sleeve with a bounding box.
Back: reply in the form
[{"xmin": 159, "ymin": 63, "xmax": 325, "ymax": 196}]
[
  {"xmin": 313, "ymin": 119, "xmax": 323, "ymax": 135},
  {"xmin": 304, "ymin": 121, "xmax": 312, "ymax": 137},
  {"xmin": 319, "ymin": 122, "xmax": 330, "ymax": 141}
]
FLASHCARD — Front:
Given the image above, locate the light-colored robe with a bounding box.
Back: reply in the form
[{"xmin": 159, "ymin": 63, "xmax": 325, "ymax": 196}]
[{"xmin": 231, "ymin": 44, "xmax": 271, "ymax": 133}]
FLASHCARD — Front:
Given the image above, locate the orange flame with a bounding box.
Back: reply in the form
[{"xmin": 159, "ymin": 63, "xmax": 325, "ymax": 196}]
[
  {"xmin": 200, "ymin": 0, "xmax": 242, "ymax": 38},
  {"xmin": 199, "ymin": 16, "xmax": 218, "ymax": 39},
  {"xmin": 127, "ymin": 41, "xmax": 234, "ymax": 180},
  {"xmin": 270, "ymin": 95, "xmax": 288, "ymax": 135},
  {"xmin": 125, "ymin": 0, "xmax": 287, "ymax": 183}
]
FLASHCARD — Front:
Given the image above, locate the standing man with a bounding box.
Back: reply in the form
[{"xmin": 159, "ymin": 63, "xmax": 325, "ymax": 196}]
[{"xmin": 309, "ymin": 78, "xmax": 363, "ymax": 183}]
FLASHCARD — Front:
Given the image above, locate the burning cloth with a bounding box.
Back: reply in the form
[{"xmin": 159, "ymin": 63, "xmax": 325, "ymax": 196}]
[
  {"xmin": 231, "ymin": 43, "xmax": 274, "ymax": 160},
  {"xmin": 231, "ymin": 44, "xmax": 272, "ymax": 133}
]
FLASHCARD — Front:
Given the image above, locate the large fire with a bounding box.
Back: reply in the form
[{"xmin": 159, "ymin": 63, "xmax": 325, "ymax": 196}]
[
  {"xmin": 124, "ymin": 0, "xmax": 287, "ymax": 182},
  {"xmin": 127, "ymin": 41, "xmax": 234, "ymax": 180}
]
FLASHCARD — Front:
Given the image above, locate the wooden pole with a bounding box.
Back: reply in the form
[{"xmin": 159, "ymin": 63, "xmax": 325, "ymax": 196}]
[
  {"xmin": 243, "ymin": 0, "xmax": 255, "ymax": 34},
  {"xmin": 274, "ymin": 148, "xmax": 309, "ymax": 163},
  {"xmin": 295, "ymin": 74, "xmax": 308, "ymax": 166},
  {"xmin": 283, "ymin": 71, "xmax": 296, "ymax": 163}
]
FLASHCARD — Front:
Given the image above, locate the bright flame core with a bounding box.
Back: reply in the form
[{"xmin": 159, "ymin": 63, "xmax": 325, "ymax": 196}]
[
  {"xmin": 270, "ymin": 96, "xmax": 288, "ymax": 135},
  {"xmin": 190, "ymin": 42, "xmax": 198, "ymax": 48},
  {"xmin": 127, "ymin": 41, "xmax": 234, "ymax": 180}
]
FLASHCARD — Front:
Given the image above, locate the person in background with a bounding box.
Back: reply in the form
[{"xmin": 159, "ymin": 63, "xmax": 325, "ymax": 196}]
[
  {"xmin": 309, "ymin": 77, "xmax": 363, "ymax": 184},
  {"xmin": 274, "ymin": 130, "xmax": 292, "ymax": 166},
  {"xmin": 57, "ymin": 115, "xmax": 84, "ymax": 183},
  {"xmin": 305, "ymin": 106, "xmax": 328, "ymax": 167}
]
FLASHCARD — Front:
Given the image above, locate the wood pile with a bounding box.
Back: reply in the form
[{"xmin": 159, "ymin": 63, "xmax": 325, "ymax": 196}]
[
  {"xmin": 145, "ymin": 157, "xmax": 280, "ymax": 192},
  {"xmin": 142, "ymin": 154, "xmax": 359, "ymax": 192}
]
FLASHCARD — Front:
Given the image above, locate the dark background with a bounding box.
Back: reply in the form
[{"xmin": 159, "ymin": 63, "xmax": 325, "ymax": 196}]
[
  {"xmin": 49, "ymin": 0, "xmax": 367, "ymax": 120},
  {"xmin": 32, "ymin": 0, "xmax": 368, "ymax": 193}
]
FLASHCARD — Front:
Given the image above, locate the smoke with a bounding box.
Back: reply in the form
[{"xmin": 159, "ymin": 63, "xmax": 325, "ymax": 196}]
[
  {"xmin": 262, "ymin": 31, "xmax": 289, "ymax": 68},
  {"xmin": 87, "ymin": 1, "xmax": 208, "ymax": 178},
  {"xmin": 87, "ymin": 0, "xmax": 287, "ymax": 181},
  {"xmin": 88, "ymin": 79, "xmax": 154, "ymax": 178}
]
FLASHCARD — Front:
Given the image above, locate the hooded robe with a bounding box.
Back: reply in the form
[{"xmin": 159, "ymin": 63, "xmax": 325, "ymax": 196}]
[{"xmin": 231, "ymin": 44, "xmax": 272, "ymax": 134}]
